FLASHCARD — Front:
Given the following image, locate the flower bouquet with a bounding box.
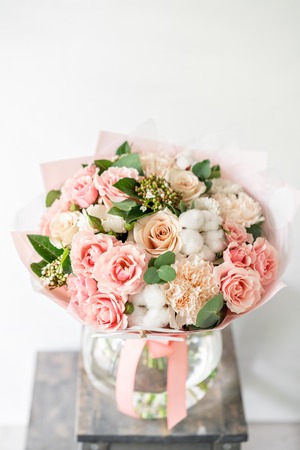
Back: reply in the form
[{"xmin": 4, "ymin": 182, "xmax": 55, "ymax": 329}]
[{"xmin": 12, "ymin": 130, "xmax": 296, "ymax": 428}]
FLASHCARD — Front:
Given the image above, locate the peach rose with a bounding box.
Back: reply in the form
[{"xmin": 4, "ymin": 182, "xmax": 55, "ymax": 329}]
[
  {"xmin": 133, "ymin": 209, "xmax": 182, "ymax": 256},
  {"xmin": 84, "ymin": 291, "xmax": 128, "ymax": 332},
  {"xmin": 251, "ymin": 237, "xmax": 279, "ymax": 286},
  {"xmin": 40, "ymin": 197, "xmax": 71, "ymax": 236},
  {"xmin": 70, "ymin": 230, "xmax": 118, "ymax": 278},
  {"xmin": 166, "ymin": 168, "xmax": 206, "ymax": 203},
  {"xmin": 61, "ymin": 165, "xmax": 98, "ymax": 208},
  {"xmin": 223, "ymin": 219, "xmax": 254, "ymax": 245},
  {"xmin": 93, "ymin": 243, "xmax": 147, "ymax": 295},
  {"xmin": 94, "ymin": 166, "xmax": 139, "ymax": 208},
  {"xmin": 223, "ymin": 242, "xmax": 256, "ymax": 268},
  {"xmin": 49, "ymin": 211, "xmax": 80, "ymax": 247},
  {"xmin": 214, "ymin": 262, "xmax": 263, "ymax": 314}
]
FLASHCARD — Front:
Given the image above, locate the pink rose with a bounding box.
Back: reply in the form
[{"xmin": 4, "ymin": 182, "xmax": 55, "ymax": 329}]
[
  {"xmin": 223, "ymin": 219, "xmax": 253, "ymax": 245},
  {"xmin": 214, "ymin": 262, "xmax": 263, "ymax": 314},
  {"xmin": 223, "ymin": 242, "xmax": 256, "ymax": 268},
  {"xmin": 61, "ymin": 165, "xmax": 98, "ymax": 208},
  {"xmin": 40, "ymin": 197, "xmax": 71, "ymax": 236},
  {"xmin": 94, "ymin": 166, "xmax": 139, "ymax": 208},
  {"xmin": 70, "ymin": 230, "xmax": 118, "ymax": 278},
  {"xmin": 67, "ymin": 274, "xmax": 98, "ymax": 318},
  {"xmin": 251, "ymin": 237, "xmax": 279, "ymax": 286},
  {"xmin": 84, "ymin": 291, "xmax": 128, "ymax": 332},
  {"xmin": 93, "ymin": 243, "xmax": 147, "ymax": 295}
]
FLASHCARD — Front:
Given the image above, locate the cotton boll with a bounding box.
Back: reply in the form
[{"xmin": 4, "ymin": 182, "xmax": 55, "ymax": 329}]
[
  {"xmin": 142, "ymin": 284, "xmax": 166, "ymax": 309},
  {"xmin": 130, "ymin": 289, "xmax": 147, "ymax": 307},
  {"xmin": 142, "ymin": 307, "xmax": 169, "ymax": 328},
  {"xmin": 176, "ymin": 152, "xmax": 194, "ymax": 170},
  {"xmin": 200, "ymin": 211, "xmax": 222, "ymax": 232},
  {"xmin": 202, "ymin": 229, "xmax": 226, "ymax": 253},
  {"xmin": 181, "ymin": 229, "xmax": 204, "ymax": 255},
  {"xmin": 179, "ymin": 210, "xmax": 205, "ymax": 231},
  {"xmin": 197, "ymin": 244, "xmax": 216, "ymax": 262},
  {"xmin": 128, "ymin": 306, "xmax": 147, "ymax": 327}
]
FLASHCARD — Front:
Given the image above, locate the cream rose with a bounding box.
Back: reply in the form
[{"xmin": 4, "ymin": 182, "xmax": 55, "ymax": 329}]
[
  {"xmin": 49, "ymin": 211, "xmax": 81, "ymax": 248},
  {"xmin": 166, "ymin": 168, "xmax": 206, "ymax": 203},
  {"xmin": 133, "ymin": 209, "xmax": 182, "ymax": 256}
]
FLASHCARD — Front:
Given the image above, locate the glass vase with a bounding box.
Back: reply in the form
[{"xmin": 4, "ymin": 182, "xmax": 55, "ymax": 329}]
[{"xmin": 82, "ymin": 328, "xmax": 223, "ymax": 420}]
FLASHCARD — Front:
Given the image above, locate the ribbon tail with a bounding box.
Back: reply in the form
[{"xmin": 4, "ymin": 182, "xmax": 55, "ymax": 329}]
[
  {"xmin": 116, "ymin": 339, "xmax": 146, "ymax": 418},
  {"xmin": 167, "ymin": 341, "xmax": 188, "ymax": 429}
]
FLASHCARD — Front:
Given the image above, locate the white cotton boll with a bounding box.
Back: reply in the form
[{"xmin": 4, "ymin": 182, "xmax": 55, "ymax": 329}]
[
  {"xmin": 179, "ymin": 210, "xmax": 205, "ymax": 231},
  {"xmin": 197, "ymin": 244, "xmax": 216, "ymax": 262},
  {"xmin": 128, "ymin": 306, "xmax": 147, "ymax": 327},
  {"xmin": 176, "ymin": 152, "xmax": 194, "ymax": 170},
  {"xmin": 199, "ymin": 211, "xmax": 222, "ymax": 232},
  {"xmin": 180, "ymin": 229, "xmax": 204, "ymax": 255},
  {"xmin": 142, "ymin": 307, "xmax": 169, "ymax": 328},
  {"xmin": 130, "ymin": 289, "xmax": 147, "ymax": 307},
  {"xmin": 142, "ymin": 285, "xmax": 166, "ymax": 309},
  {"xmin": 202, "ymin": 229, "xmax": 226, "ymax": 254}
]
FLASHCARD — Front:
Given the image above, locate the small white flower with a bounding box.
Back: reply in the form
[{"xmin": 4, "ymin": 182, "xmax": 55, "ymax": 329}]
[
  {"xmin": 145, "ymin": 189, "xmax": 155, "ymax": 199},
  {"xmin": 140, "ymin": 205, "xmax": 147, "ymax": 212}
]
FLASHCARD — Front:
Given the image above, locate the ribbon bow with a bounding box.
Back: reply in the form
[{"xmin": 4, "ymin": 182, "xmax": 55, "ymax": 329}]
[{"xmin": 116, "ymin": 337, "xmax": 188, "ymax": 429}]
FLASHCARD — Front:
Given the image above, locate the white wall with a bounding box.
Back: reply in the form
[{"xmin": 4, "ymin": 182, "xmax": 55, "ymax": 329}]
[{"xmin": 0, "ymin": 0, "xmax": 299, "ymax": 426}]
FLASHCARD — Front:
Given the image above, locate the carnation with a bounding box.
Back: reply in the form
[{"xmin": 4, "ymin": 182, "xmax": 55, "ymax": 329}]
[
  {"xmin": 194, "ymin": 197, "xmax": 220, "ymax": 215},
  {"xmin": 213, "ymin": 192, "xmax": 264, "ymax": 228},
  {"xmin": 210, "ymin": 178, "xmax": 243, "ymax": 195}
]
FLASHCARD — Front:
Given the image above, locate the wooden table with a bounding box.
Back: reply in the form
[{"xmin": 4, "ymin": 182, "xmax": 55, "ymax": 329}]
[{"xmin": 25, "ymin": 327, "xmax": 248, "ymax": 450}]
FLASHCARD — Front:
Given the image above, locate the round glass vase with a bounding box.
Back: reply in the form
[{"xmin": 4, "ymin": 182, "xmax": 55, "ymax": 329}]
[{"xmin": 82, "ymin": 328, "xmax": 223, "ymax": 420}]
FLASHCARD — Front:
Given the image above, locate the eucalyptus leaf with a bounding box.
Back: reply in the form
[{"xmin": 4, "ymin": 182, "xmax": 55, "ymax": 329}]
[
  {"xmin": 113, "ymin": 177, "xmax": 140, "ymax": 199},
  {"xmin": 195, "ymin": 294, "xmax": 224, "ymax": 329},
  {"xmin": 144, "ymin": 266, "xmax": 161, "ymax": 284},
  {"xmin": 157, "ymin": 265, "xmax": 176, "ymax": 282},
  {"xmin": 179, "ymin": 200, "xmax": 187, "ymax": 213},
  {"xmin": 27, "ymin": 235, "xmax": 63, "ymax": 263},
  {"xmin": 112, "ymin": 153, "xmax": 144, "ymax": 175},
  {"xmin": 192, "ymin": 160, "xmax": 211, "ymax": 181},
  {"xmin": 45, "ymin": 190, "xmax": 61, "ymax": 207},
  {"xmin": 116, "ymin": 141, "xmax": 131, "ymax": 156},
  {"xmin": 148, "ymin": 258, "xmax": 156, "ymax": 268},
  {"xmin": 154, "ymin": 251, "xmax": 176, "ymax": 269},
  {"xmin": 30, "ymin": 260, "xmax": 48, "ymax": 277},
  {"xmin": 246, "ymin": 222, "xmax": 263, "ymax": 240},
  {"xmin": 205, "ymin": 180, "xmax": 212, "ymax": 192}
]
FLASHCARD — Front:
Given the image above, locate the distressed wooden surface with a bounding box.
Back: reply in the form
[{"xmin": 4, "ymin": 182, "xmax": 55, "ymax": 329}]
[{"xmin": 76, "ymin": 326, "xmax": 247, "ymax": 445}]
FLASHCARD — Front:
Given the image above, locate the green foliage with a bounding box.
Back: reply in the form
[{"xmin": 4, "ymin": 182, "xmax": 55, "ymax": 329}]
[
  {"xmin": 45, "ymin": 190, "xmax": 61, "ymax": 207},
  {"xmin": 87, "ymin": 214, "xmax": 105, "ymax": 232},
  {"xmin": 157, "ymin": 265, "xmax": 176, "ymax": 282},
  {"xmin": 144, "ymin": 266, "xmax": 161, "ymax": 284},
  {"xmin": 154, "ymin": 251, "xmax": 176, "ymax": 268},
  {"xmin": 192, "ymin": 160, "xmax": 211, "ymax": 181},
  {"xmin": 30, "ymin": 260, "xmax": 48, "ymax": 277},
  {"xmin": 115, "ymin": 141, "xmax": 131, "ymax": 156},
  {"xmin": 27, "ymin": 235, "xmax": 63, "ymax": 263},
  {"xmin": 143, "ymin": 251, "xmax": 176, "ymax": 285},
  {"xmin": 209, "ymin": 164, "xmax": 221, "ymax": 179},
  {"xmin": 246, "ymin": 222, "xmax": 263, "ymax": 240},
  {"xmin": 61, "ymin": 248, "xmax": 72, "ymax": 274},
  {"xmin": 113, "ymin": 177, "xmax": 140, "ymax": 200},
  {"xmin": 195, "ymin": 294, "xmax": 224, "ymax": 329},
  {"xmin": 94, "ymin": 159, "xmax": 113, "ymax": 174},
  {"xmin": 112, "ymin": 153, "xmax": 144, "ymax": 175}
]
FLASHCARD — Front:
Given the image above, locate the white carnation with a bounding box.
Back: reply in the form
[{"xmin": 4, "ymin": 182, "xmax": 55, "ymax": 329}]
[
  {"xmin": 213, "ymin": 192, "xmax": 264, "ymax": 228},
  {"xmin": 180, "ymin": 229, "xmax": 204, "ymax": 255},
  {"xmin": 210, "ymin": 178, "xmax": 243, "ymax": 195},
  {"xmin": 179, "ymin": 210, "xmax": 205, "ymax": 231},
  {"xmin": 202, "ymin": 229, "xmax": 226, "ymax": 253},
  {"xmin": 194, "ymin": 197, "xmax": 220, "ymax": 215}
]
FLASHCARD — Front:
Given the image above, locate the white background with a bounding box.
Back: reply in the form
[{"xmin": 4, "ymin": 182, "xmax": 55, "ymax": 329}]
[{"xmin": 0, "ymin": 0, "xmax": 300, "ymax": 427}]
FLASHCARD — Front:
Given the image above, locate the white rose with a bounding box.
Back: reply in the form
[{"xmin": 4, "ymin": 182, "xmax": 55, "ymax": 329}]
[
  {"xmin": 87, "ymin": 204, "xmax": 126, "ymax": 234},
  {"xmin": 166, "ymin": 168, "xmax": 206, "ymax": 203},
  {"xmin": 133, "ymin": 208, "xmax": 182, "ymax": 256},
  {"xmin": 49, "ymin": 211, "xmax": 80, "ymax": 248}
]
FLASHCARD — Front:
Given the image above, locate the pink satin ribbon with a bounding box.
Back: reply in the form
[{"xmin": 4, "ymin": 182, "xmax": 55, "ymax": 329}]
[{"xmin": 116, "ymin": 338, "xmax": 188, "ymax": 429}]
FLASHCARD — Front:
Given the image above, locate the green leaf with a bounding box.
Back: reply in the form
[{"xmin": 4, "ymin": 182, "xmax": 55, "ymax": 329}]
[
  {"xmin": 30, "ymin": 260, "xmax": 48, "ymax": 277},
  {"xmin": 127, "ymin": 205, "xmax": 153, "ymax": 223},
  {"xmin": 45, "ymin": 190, "xmax": 61, "ymax": 207},
  {"xmin": 157, "ymin": 265, "xmax": 176, "ymax": 282},
  {"xmin": 205, "ymin": 180, "xmax": 213, "ymax": 192},
  {"xmin": 94, "ymin": 159, "xmax": 113, "ymax": 174},
  {"xmin": 113, "ymin": 177, "xmax": 140, "ymax": 200},
  {"xmin": 87, "ymin": 214, "xmax": 105, "ymax": 232},
  {"xmin": 107, "ymin": 207, "xmax": 128, "ymax": 219},
  {"xmin": 112, "ymin": 153, "xmax": 144, "ymax": 176},
  {"xmin": 196, "ymin": 294, "xmax": 224, "ymax": 329},
  {"xmin": 111, "ymin": 199, "xmax": 137, "ymax": 211},
  {"xmin": 179, "ymin": 200, "xmax": 187, "ymax": 213},
  {"xmin": 69, "ymin": 203, "xmax": 80, "ymax": 212},
  {"xmin": 27, "ymin": 235, "xmax": 63, "ymax": 263},
  {"xmin": 61, "ymin": 248, "xmax": 72, "ymax": 274},
  {"xmin": 116, "ymin": 141, "xmax": 131, "ymax": 156},
  {"xmin": 148, "ymin": 258, "xmax": 156, "ymax": 268},
  {"xmin": 192, "ymin": 160, "xmax": 211, "ymax": 181},
  {"xmin": 246, "ymin": 222, "xmax": 263, "ymax": 240},
  {"xmin": 209, "ymin": 164, "xmax": 221, "ymax": 179},
  {"xmin": 144, "ymin": 266, "xmax": 161, "ymax": 284},
  {"xmin": 154, "ymin": 251, "xmax": 176, "ymax": 269}
]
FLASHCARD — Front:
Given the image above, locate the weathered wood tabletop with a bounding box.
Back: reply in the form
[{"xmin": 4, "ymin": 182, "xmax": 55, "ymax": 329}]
[{"xmin": 25, "ymin": 326, "xmax": 247, "ymax": 450}]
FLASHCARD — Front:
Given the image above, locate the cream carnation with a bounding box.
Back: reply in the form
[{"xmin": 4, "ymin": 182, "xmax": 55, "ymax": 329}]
[
  {"xmin": 166, "ymin": 168, "xmax": 206, "ymax": 203},
  {"xmin": 133, "ymin": 208, "xmax": 182, "ymax": 256},
  {"xmin": 140, "ymin": 152, "xmax": 174, "ymax": 177},
  {"xmin": 194, "ymin": 197, "xmax": 220, "ymax": 215},
  {"xmin": 163, "ymin": 257, "xmax": 219, "ymax": 327},
  {"xmin": 210, "ymin": 178, "xmax": 243, "ymax": 195},
  {"xmin": 213, "ymin": 192, "xmax": 264, "ymax": 228}
]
